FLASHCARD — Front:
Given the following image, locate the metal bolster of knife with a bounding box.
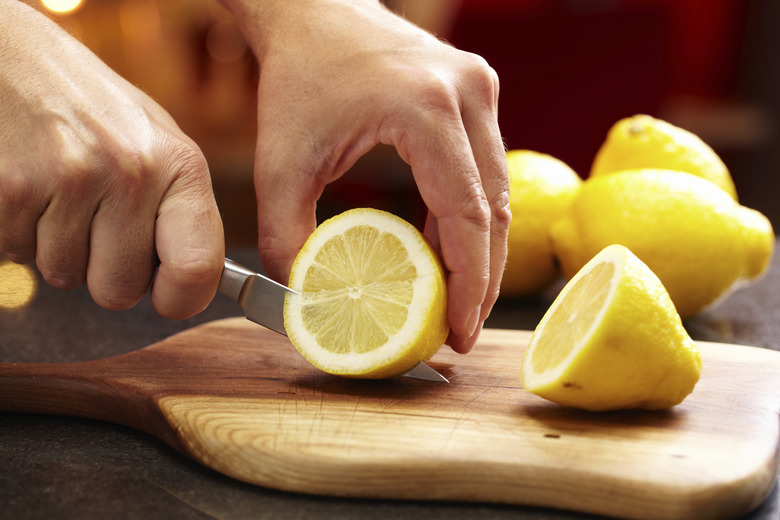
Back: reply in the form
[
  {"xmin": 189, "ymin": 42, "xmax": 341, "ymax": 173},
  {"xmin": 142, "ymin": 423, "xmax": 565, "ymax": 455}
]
[
  {"xmin": 219, "ymin": 258, "xmax": 294, "ymax": 336},
  {"xmin": 219, "ymin": 258, "xmax": 256, "ymax": 302}
]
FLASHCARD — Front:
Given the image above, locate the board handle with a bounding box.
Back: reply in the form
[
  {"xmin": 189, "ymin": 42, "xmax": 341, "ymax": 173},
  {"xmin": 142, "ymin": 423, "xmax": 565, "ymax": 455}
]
[{"xmin": 0, "ymin": 360, "xmax": 184, "ymax": 450}]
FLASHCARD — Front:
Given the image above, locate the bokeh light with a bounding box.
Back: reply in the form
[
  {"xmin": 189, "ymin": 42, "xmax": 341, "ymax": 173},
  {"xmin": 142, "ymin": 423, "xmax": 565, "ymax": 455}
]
[
  {"xmin": 0, "ymin": 259, "xmax": 37, "ymax": 310},
  {"xmin": 41, "ymin": 0, "xmax": 83, "ymax": 14}
]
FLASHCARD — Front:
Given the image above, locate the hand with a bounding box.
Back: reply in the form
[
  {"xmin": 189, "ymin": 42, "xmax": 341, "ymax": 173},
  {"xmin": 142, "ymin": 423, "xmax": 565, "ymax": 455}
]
[
  {"xmin": 225, "ymin": 0, "xmax": 511, "ymax": 353},
  {"xmin": 0, "ymin": 1, "xmax": 224, "ymax": 318}
]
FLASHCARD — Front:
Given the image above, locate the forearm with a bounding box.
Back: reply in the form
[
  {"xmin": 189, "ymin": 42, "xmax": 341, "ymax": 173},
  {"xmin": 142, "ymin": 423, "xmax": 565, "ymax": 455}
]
[
  {"xmin": 1, "ymin": 0, "xmax": 67, "ymax": 47},
  {"xmin": 219, "ymin": 0, "xmax": 417, "ymax": 60},
  {"xmin": 1, "ymin": 0, "xmax": 105, "ymax": 110},
  {"xmin": 1, "ymin": 1, "xmax": 52, "ymax": 65}
]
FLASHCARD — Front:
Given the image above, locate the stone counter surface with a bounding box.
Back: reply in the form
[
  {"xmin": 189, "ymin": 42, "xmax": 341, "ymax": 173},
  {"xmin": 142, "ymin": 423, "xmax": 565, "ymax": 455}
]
[{"xmin": 1, "ymin": 247, "xmax": 778, "ymax": 520}]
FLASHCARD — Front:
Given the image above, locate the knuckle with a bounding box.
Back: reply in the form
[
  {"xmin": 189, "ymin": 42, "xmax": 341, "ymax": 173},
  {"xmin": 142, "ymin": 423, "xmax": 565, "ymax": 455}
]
[
  {"xmin": 457, "ymin": 177, "xmax": 492, "ymax": 231},
  {"xmin": 168, "ymin": 253, "xmax": 223, "ymax": 292},
  {"xmin": 164, "ymin": 137, "xmax": 210, "ymax": 185},
  {"xmin": 399, "ymin": 67, "xmax": 459, "ymax": 114},
  {"xmin": 491, "ymin": 190, "xmax": 513, "ymax": 232},
  {"xmin": 0, "ymin": 172, "xmax": 35, "ymax": 210},
  {"xmin": 461, "ymin": 54, "xmax": 500, "ymax": 103},
  {"xmin": 53, "ymin": 132, "xmax": 156, "ymax": 205},
  {"xmin": 87, "ymin": 264, "xmax": 151, "ymax": 311},
  {"xmin": 36, "ymin": 239, "xmax": 88, "ymax": 291},
  {"xmin": 55, "ymin": 159, "xmax": 94, "ymax": 199},
  {"xmin": 153, "ymin": 252, "xmax": 223, "ymax": 320},
  {"xmin": 48, "ymin": 126, "xmax": 103, "ymax": 197},
  {"xmin": 84, "ymin": 134, "xmax": 162, "ymax": 205},
  {"xmin": 106, "ymin": 147, "xmax": 157, "ymax": 201},
  {"xmin": 40, "ymin": 268, "xmax": 83, "ymax": 291}
]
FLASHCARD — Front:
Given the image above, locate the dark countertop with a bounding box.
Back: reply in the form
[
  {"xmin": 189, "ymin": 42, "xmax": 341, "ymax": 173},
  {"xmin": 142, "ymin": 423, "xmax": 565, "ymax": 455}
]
[{"xmin": 1, "ymin": 246, "xmax": 778, "ymax": 520}]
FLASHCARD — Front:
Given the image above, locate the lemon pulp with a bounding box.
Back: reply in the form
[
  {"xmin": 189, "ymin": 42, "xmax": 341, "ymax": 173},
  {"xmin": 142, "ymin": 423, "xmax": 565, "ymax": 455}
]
[
  {"xmin": 529, "ymin": 261, "xmax": 614, "ymax": 375},
  {"xmin": 284, "ymin": 208, "xmax": 448, "ymax": 378},
  {"xmin": 301, "ymin": 226, "xmax": 416, "ymax": 353}
]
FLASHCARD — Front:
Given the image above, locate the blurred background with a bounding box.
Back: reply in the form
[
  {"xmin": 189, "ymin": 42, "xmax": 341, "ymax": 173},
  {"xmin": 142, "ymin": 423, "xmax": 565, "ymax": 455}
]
[{"xmin": 28, "ymin": 0, "xmax": 780, "ymax": 247}]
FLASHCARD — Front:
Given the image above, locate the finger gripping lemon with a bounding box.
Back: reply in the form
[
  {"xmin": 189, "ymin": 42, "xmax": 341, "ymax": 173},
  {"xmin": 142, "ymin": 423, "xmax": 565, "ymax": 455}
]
[
  {"xmin": 284, "ymin": 208, "xmax": 449, "ymax": 378},
  {"xmin": 521, "ymin": 244, "xmax": 702, "ymax": 411}
]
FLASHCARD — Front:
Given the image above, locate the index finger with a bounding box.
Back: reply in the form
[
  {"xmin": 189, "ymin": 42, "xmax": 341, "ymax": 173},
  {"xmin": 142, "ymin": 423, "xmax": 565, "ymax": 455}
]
[
  {"xmin": 388, "ymin": 111, "xmax": 492, "ymax": 352},
  {"xmin": 387, "ymin": 60, "xmax": 509, "ymax": 354},
  {"xmin": 150, "ymin": 152, "xmax": 225, "ymax": 319},
  {"xmin": 454, "ymin": 61, "xmax": 511, "ymax": 352}
]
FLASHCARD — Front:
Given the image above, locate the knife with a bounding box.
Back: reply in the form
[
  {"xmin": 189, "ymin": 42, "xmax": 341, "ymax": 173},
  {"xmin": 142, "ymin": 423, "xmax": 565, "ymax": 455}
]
[{"xmin": 218, "ymin": 258, "xmax": 449, "ymax": 383}]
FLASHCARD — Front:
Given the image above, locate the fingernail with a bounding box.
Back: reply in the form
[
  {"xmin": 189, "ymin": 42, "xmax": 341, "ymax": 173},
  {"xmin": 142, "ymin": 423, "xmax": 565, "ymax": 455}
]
[{"xmin": 466, "ymin": 307, "xmax": 481, "ymax": 338}]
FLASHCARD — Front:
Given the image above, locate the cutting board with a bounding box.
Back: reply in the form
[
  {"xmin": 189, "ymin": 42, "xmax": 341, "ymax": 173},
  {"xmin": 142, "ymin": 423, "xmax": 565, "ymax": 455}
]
[{"xmin": 0, "ymin": 317, "xmax": 778, "ymax": 520}]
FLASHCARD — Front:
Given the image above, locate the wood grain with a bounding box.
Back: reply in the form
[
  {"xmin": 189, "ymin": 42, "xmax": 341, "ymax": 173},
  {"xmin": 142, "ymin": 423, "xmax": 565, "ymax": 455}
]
[{"xmin": 0, "ymin": 317, "xmax": 778, "ymax": 520}]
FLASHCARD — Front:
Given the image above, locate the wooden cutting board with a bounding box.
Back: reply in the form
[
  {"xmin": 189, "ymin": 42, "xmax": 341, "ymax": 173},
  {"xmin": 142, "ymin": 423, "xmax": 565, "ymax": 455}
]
[{"xmin": 0, "ymin": 317, "xmax": 778, "ymax": 520}]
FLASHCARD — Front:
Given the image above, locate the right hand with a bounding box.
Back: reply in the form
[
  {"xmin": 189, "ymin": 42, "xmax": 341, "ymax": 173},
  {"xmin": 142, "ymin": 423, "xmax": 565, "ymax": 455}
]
[{"xmin": 0, "ymin": 1, "xmax": 224, "ymax": 319}]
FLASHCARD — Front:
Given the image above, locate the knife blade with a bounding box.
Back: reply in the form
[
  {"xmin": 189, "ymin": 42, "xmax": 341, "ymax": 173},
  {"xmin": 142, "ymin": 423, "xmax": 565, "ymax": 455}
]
[{"xmin": 218, "ymin": 258, "xmax": 449, "ymax": 383}]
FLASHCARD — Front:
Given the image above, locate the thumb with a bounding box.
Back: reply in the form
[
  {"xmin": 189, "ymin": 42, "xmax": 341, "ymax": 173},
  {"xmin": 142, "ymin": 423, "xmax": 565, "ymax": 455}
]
[{"xmin": 150, "ymin": 153, "xmax": 225, "ymax": 319}]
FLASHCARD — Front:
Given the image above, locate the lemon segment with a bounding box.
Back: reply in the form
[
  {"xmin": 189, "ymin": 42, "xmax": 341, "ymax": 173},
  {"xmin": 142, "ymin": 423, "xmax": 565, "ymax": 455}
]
[
  {"xmin": 521, "ymin": 244, "xmax": 702, "ymax": 411},
  {"xmin": 284, "ymin": 208, "xmax": 448, "ymax": 378},
  {"xmin": 501, "ymin": 150, "xmax": 582, "ymax": 297},
  {"xmin": 590, "ymin": 114, "xmax": 737, "ymax": 199}
]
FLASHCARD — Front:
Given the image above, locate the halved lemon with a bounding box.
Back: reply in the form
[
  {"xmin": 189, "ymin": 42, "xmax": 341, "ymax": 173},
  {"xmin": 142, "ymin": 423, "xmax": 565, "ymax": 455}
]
[
  {"xmin": 283, "ymin": 208, "xmax": 449, "ymax": 378},
  {"xmin": 521, "ymin": 244, "xmax": 702, "ymax": 411}
]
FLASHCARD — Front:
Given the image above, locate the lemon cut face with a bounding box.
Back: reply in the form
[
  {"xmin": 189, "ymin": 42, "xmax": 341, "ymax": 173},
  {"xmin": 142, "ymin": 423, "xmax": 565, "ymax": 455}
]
[
  {"xmin": 284, "ymin": 208, "xmax": 448, "ymax": 378},
  {"xmin": 526, "ymin": 260, "xmax": 616, "ymax": 379},
  {"xmin": 521, "ymin": 244, "xmax": 702, "ymax": 411}
]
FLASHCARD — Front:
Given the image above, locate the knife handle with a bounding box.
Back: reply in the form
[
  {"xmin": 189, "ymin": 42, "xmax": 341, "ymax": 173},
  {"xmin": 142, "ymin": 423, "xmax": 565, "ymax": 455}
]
[{"xmin": 218, "ymin": 258, "xmax": 255, "ymax": 302}]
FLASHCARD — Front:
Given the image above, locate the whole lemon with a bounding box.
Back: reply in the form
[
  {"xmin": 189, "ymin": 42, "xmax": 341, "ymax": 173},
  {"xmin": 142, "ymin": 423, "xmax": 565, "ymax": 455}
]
[
  {"xmin": 551, "ymin": 169, "xmax": 774, "ymax": 318},
  {"xmin": 501, "ymin": 150, "xmax": 582, "ymax": 297},
  {"xmin": 590, "ymin": 114, "xmax": 738, "ymax": 200}
]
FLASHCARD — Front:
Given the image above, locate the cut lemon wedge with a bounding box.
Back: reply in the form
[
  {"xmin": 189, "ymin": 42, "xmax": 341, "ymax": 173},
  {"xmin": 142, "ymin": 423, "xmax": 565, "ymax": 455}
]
[
  {"xmin": 521, "ymin": 244, "xmax": 702, "ymax": 411},
  {"xmin": 283, "ymin": 208, "xmax": 449, "ymax": 378}
]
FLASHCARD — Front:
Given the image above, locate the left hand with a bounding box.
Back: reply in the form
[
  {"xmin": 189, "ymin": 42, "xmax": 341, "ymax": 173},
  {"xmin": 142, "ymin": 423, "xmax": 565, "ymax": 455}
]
[{"xmin": 224, "ymin": 0, "xmax": 511, "ymax": 353}]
